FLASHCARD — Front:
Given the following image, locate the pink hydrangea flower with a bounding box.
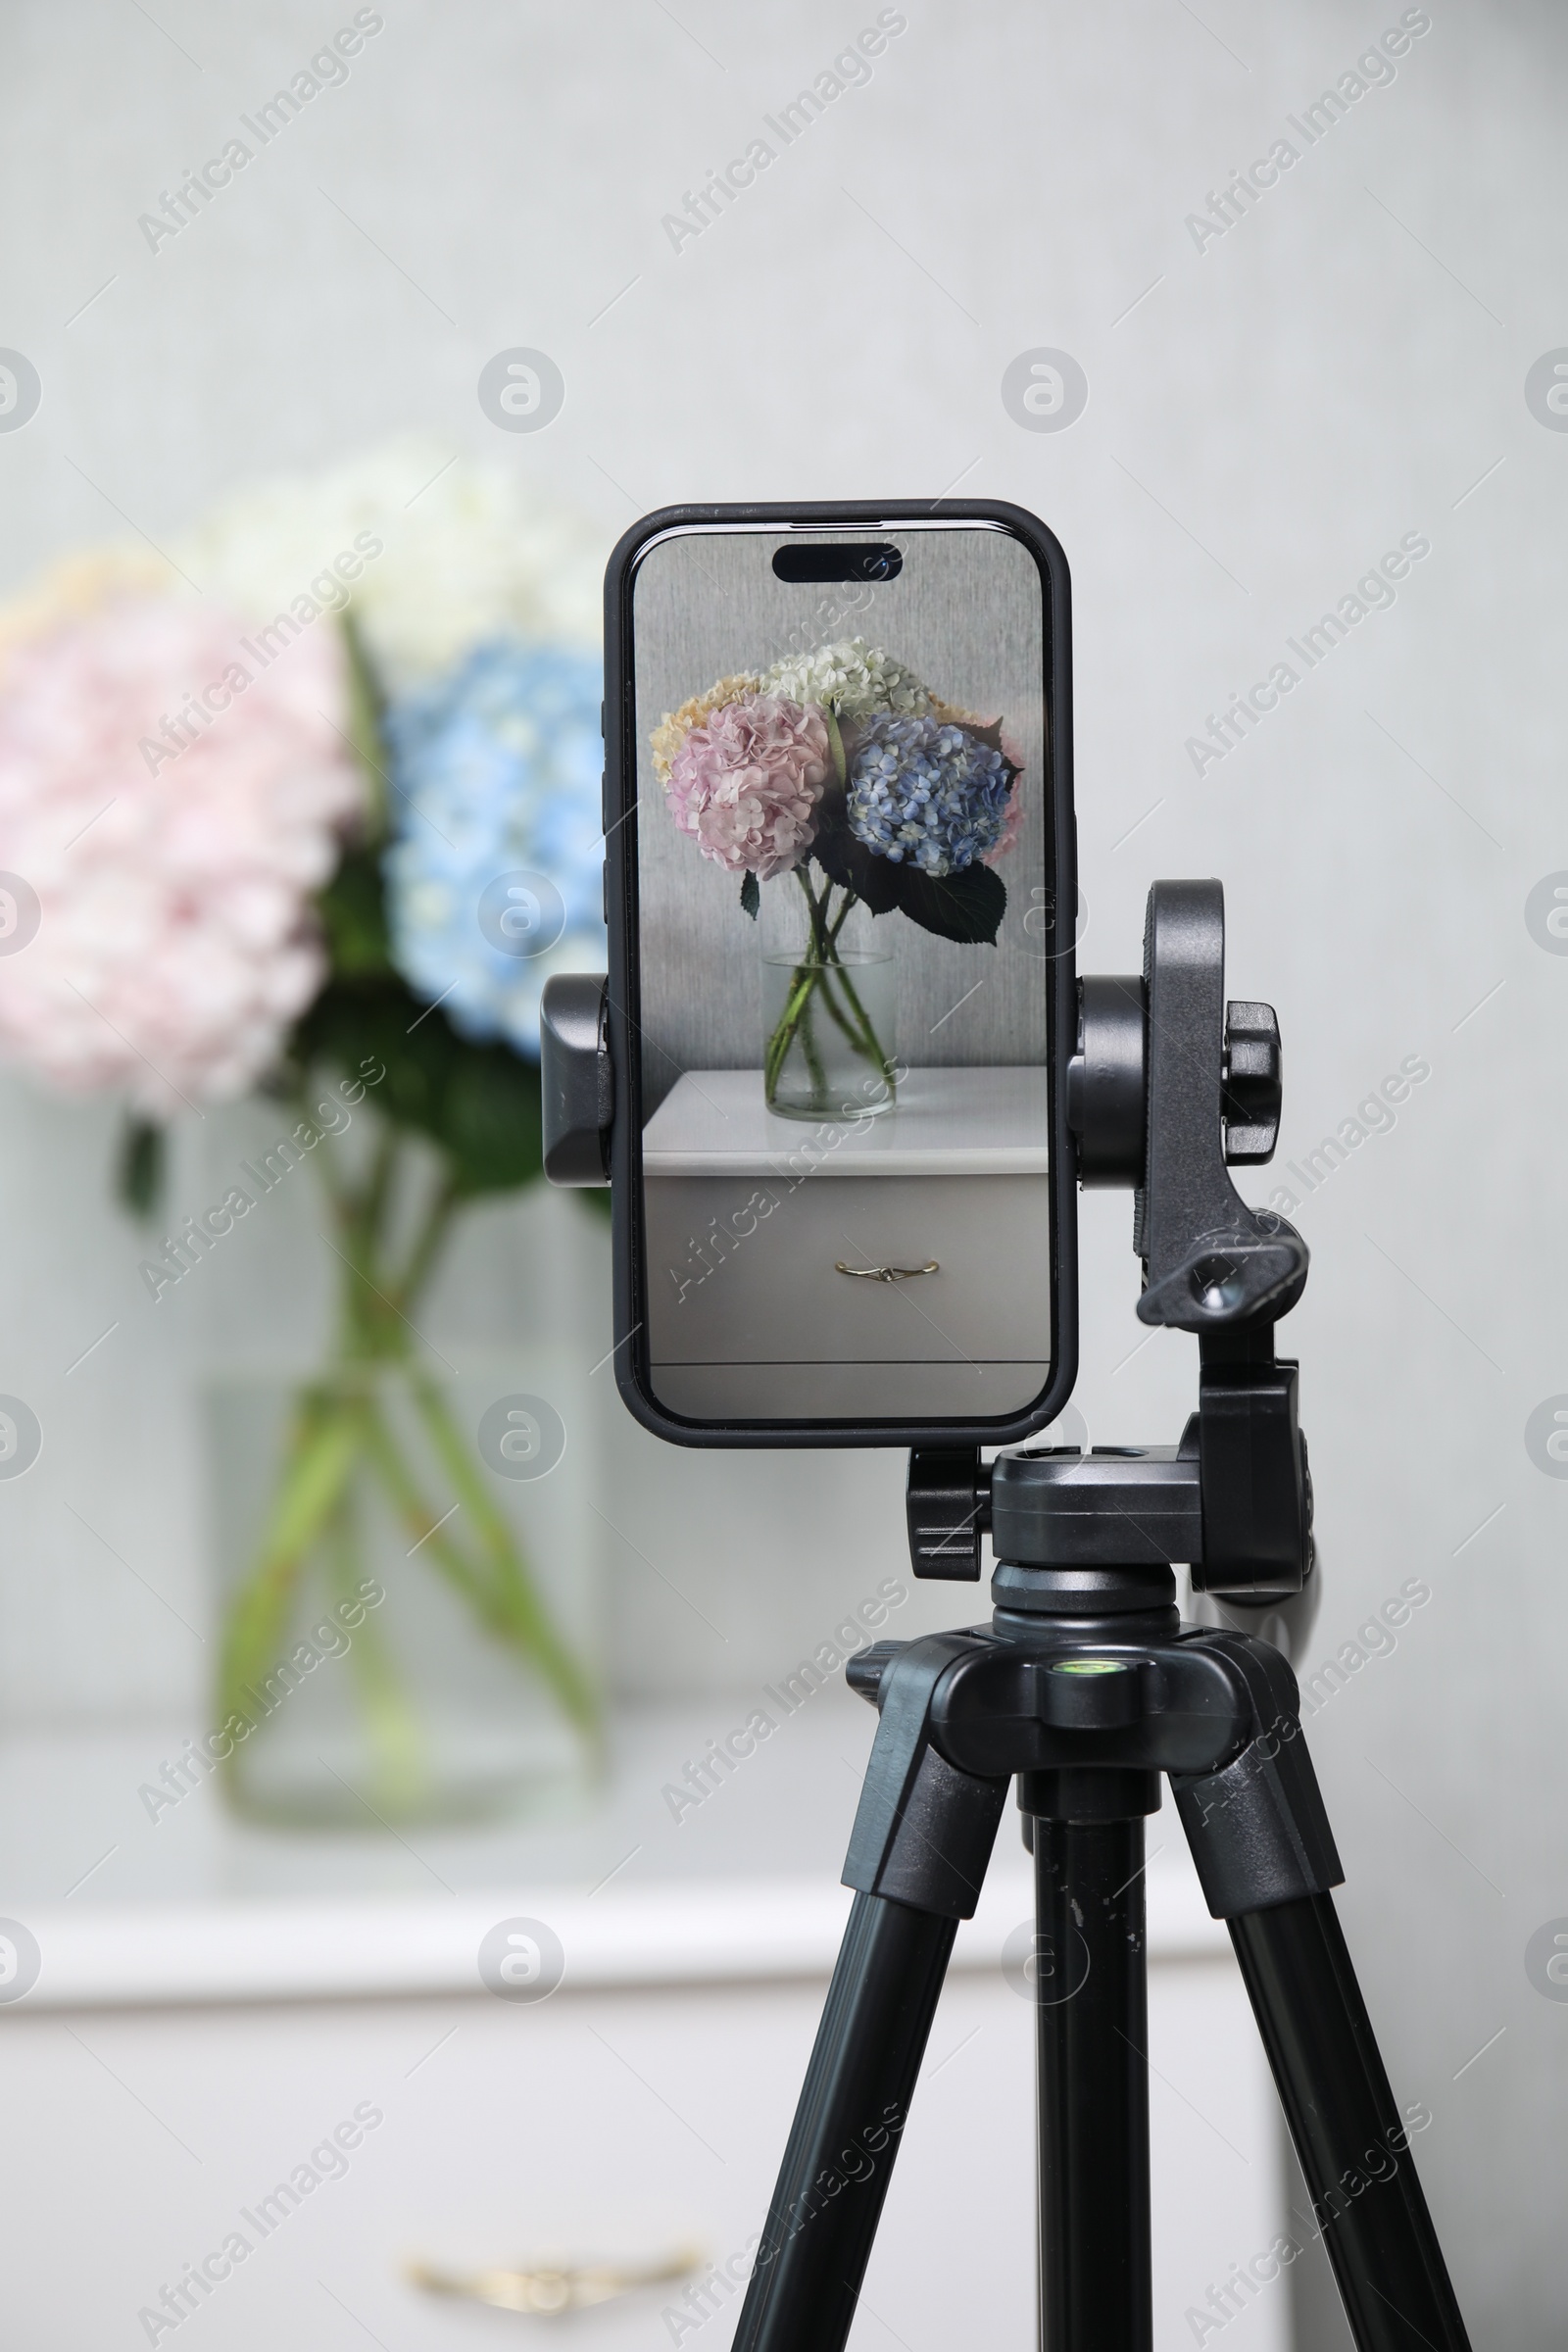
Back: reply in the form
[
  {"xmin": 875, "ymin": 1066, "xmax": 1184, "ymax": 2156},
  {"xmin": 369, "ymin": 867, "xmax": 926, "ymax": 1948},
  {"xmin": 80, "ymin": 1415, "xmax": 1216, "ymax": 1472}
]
[
  {"xmin": 983, "ymin": 742, "xmax": 1026, "ymax": 867},
  {"xmin": 0, "ymin": 597, "xmax": 364, "ymax": 1115},
  {"xmin": 665, "ymin": 694, "xmax": 829, "ymax": 879}
]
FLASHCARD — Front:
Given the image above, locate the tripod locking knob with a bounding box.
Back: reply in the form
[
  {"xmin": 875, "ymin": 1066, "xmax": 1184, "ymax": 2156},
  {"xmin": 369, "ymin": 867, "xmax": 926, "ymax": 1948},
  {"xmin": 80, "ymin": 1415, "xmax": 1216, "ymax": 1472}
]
[
  {"xmin": 1067, "ymin": 973, "xmax": 1282, "ymax": 1180},
  {"xmin": 1221, "ymin": 1000, "xmax": 1282, "ymax": 1164},
  {"xmin": 847, "ymin": 1641, "xmax": 906, "ymax": 1703},
  {"xmin": 540, "ymin": 974, "xmax": 612, "ymax": 1186},
  {"xmin": 906, "ymin": 1448, "xmax": 991, "ymax": 1580}
]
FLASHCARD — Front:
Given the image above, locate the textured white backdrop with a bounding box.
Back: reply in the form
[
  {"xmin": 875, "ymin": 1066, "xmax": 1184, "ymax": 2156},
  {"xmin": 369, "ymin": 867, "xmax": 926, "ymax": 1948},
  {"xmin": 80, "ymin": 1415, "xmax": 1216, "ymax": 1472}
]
[{"xmin": 0, "ymin": 2, "xmax": 1563, "ymax": 2343}]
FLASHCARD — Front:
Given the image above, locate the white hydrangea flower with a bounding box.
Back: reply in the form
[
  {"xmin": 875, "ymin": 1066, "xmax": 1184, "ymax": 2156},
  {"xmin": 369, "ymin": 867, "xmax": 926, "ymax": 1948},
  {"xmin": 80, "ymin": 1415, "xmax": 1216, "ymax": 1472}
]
[
  {"xmin": 172, "ymin": 435, "xmax": 609, "ymax": 690},
  {"xmin": 761, "ymin": 637, "xmax": 933, "ymax": 718}
]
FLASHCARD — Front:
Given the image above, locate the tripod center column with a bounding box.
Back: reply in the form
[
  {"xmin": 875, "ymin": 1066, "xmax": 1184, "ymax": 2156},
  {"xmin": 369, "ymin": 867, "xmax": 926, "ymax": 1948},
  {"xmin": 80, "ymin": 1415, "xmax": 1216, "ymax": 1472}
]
[{"xmin": 1025, "ymin": 1783, "xmax": 1156, "ymax": 2352}]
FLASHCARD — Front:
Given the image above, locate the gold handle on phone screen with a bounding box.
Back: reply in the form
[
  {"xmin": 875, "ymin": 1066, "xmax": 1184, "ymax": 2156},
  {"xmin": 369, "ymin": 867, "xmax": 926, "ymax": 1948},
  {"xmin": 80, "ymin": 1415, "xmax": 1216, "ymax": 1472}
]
[{"xmin": 834, "ymin": 1260, "xmax": 941, "ymax": 1283}]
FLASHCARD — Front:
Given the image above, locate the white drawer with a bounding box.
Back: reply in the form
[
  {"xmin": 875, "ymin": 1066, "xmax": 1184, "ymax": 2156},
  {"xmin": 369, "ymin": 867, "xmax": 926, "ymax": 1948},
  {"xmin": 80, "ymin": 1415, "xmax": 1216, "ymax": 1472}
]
[
  {"xmin": 0, "ymin": 1714, "xmax": 1282, "ymax": 2352},
  {"xmin": 642, "ymin": 1068, "xmax": 1053, "ymax": 1419},
  {"xmin": 646, "ymin": 1169, "xmax": 1051, "ymax": 1361},
  {"xmin": 0, "ymin": 1942, "xmax": 1285, "ymax": 2351}
]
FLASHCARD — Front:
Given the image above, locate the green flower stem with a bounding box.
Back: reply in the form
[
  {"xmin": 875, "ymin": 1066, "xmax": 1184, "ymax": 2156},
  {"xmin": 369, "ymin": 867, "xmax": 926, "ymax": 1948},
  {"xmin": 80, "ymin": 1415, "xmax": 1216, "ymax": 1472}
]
[
  {"xmin": 760, "ymin": 872, "xmax": 840, "ymax": 1094},
  {"xmin": 798, "ymin": 996, "xmax": 830, "ymax": 1097},
  {"xmin": 357, "ymin": 1122, "xmax": 400, "ymax": 1251},
  {"xmin": 360, "ymin": 1393, "xmax": 595, "ymax": 1742},
  {"xmin": 763, "ymin": 958, "xmax": 825, "ymax": 1097},
  {"xmin": 361, "ymin": 1141, "xmax": 592, "ymax": 1739},
  {"xmin": 392, "ymin": 1174, "xmax": 459, "ymax": 1310},
  {"xmin": 808, "ymin": 977, "xmax": 859, "ymax": 1056},
  {"xmin": 765, "ymin": 950, "xmax": 885, "ymax": 1105},
  {"xmin": 326, "ymin": 1488, "xmax": 429, "ymax": 1815},
  {"xmin": 407, "ymin": 1373, "xmax": 599, "ymax": 1739},
  {"xmin": 762, "ymin": 873, "xmax": 898, "ymax": 1111},
  {"xmin": 217, "ymin": 1105, "xmax": 600, "ymax": 1810},
  {"xmin": 802, "ymin": 865, "xmax": 832, "ymax": 956},
  {"xmin": 217, "ymin": 1392, "xmax": 367, "ymax": 1743},
  {"xmin": 827, "ymin": 957, "xmax": 895, "ymax": 1084},
  {"xmin": 818, "ymin": 886, "xmax": 896, "ymax": 1079},
  {"xmin": 357, "ymin": 1399, "xmax": 503, "ymax": 1624},
  {"xmin": 796, "ymin": 894, "xmax": 886, "ymax": 1078},
  {"xmin": 322, "ymin": 1120, "xmax": 407, "ymax": 1360}
]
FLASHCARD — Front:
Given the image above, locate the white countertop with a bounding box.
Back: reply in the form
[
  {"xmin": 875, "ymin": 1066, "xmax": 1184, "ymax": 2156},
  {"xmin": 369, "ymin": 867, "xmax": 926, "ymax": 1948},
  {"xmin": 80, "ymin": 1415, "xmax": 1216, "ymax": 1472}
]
[
  {"xmin": 643, "ymin": 1067, "xmax": 1051, "ymax": 1177},
  {"xmin": 0, "ymin": 1692, "xmax": 1225, "ymax": 2010}
]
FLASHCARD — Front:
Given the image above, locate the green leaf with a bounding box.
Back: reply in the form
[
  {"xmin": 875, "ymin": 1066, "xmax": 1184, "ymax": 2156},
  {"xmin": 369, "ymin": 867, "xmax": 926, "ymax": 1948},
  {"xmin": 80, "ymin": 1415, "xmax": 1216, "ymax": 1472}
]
[
  {"xmin": 810, "ymin": 826, "xmax": 902, "ymax": 913},
  {"xmin": 437, "ymin": 1043, "xmax": 544, "ymax": 1196},
  {"xmin": 740, "ymin": 870, "xmax": 760, "ymax": 920},
  {"xmin": 116, "ymin": 1114, "xmax": 166, "ymax": 1221},
  {"xmin": 893, "ymin": 860, "xmax": 1007, "ymax": 946},
  {"xmin": 316, "ymin": 842, "xmax": 396, "ymax": 978},
  {"xmin": 340, "ymin": 610, "xmax": 392, "ymax": 839},
  {"xmin": 292, "ymin": 975, "xmax": 544, "ymax": 1200}
]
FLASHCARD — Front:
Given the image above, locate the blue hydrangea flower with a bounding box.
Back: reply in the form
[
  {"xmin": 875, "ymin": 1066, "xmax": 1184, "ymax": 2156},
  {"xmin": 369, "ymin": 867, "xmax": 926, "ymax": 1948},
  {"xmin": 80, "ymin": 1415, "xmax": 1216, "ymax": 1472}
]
[
  {"xmin": 384, "ymin": 640, "xmax": 605, "ymax": 1054},
  {"xmin": 845, "ymin": 715, "xmax": 1012, "ymax": 876}
]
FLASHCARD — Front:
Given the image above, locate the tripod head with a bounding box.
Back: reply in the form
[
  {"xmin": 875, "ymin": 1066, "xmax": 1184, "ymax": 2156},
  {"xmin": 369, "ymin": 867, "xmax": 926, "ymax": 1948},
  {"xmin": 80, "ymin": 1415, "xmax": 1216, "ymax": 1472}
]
[
  {"xmin": 907, "ymin": 877, "xmax": 1312, "ymax": 1609},
  {"xmin": 541, "ymin": 874, "xmax": 1313, "ymax": 1608}
]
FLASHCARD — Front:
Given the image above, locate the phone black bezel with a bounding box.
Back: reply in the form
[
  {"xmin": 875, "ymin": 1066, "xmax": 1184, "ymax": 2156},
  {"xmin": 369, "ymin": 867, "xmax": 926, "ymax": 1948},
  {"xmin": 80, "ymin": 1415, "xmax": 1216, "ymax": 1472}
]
[{"xmin": 603, "ymin": 498, "xmax": 1079, "ymax": 1450}]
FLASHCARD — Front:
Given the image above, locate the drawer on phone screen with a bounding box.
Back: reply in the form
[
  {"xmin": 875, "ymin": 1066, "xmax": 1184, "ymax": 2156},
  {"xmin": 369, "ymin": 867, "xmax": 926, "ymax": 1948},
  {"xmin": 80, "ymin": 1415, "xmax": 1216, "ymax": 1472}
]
[{"xmin": 641, "ymin": 1067, "xmax": 1051, "ymax": 1378}]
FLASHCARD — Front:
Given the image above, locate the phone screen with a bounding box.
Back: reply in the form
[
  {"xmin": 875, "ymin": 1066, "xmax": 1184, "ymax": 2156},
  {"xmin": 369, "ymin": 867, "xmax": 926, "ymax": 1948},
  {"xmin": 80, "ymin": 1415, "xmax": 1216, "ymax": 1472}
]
[{"xmin": 621, "ymin": 518, "xmax": 1060, "ymax": 1429}]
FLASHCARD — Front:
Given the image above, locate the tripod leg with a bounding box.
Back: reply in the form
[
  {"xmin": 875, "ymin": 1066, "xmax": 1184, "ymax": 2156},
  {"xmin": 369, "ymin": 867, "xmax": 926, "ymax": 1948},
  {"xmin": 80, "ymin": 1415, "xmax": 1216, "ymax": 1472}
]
[
  {"xmin": 729, "ymin": 1893, "xmax": 957, "ymax": 2352},
  {"xmin": 1171, "ymin": 1634, "xmax": 1471, "ymax": 2352},
  {"xmin": 1228, "ymin": 1893, "xmax": 1470, "ymax": 2352},
  {"xmin": 730, "ymin": 1635, "xmax": 1011, "ymax": 2352}
]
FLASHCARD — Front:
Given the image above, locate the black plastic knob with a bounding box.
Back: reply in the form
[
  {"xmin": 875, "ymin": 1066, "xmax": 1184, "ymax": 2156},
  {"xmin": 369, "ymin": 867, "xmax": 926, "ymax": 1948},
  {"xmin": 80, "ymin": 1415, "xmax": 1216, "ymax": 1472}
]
[
  {"xmin": 1221, "ymin": 1000, "xmax": 1281, "ymax": 1164},
  {"xmin": 1065, "ymin": 975, "xmax": 1147, "ymax": 1186},
  {"xmin": 540, "ymin": 974, "xmax": 612, "ymax": 1186}
]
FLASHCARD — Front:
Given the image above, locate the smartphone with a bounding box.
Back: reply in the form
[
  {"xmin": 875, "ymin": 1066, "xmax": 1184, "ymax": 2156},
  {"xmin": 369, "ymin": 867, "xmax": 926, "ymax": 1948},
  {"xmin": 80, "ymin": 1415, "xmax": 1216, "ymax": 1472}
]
[{"xmin": 603, "ymin": 501, "xmax": 1077, "ymax": 1447}]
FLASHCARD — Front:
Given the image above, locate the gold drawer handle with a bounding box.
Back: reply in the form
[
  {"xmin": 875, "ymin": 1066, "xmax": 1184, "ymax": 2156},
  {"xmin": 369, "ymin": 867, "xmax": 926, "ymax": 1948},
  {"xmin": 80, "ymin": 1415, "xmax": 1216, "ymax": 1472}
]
[
  {"xmin": 835, "ymin": 1259, "xmax": 940, "ymax": 1283},
  {"xmin": 407, "ymin": 2247, "xmax": 702, "ymax": 2317}
]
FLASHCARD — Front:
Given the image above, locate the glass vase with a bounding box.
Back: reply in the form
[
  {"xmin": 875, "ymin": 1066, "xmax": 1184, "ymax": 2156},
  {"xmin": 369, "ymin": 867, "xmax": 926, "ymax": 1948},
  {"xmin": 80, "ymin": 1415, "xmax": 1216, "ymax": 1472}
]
[
  {"xmin": 761, "ymin": 949, "xmax": 898, "ymax": 1122},
  {"xmin": 199, "ymin": 1105, "xmax": 600, "ymax": 1830}
]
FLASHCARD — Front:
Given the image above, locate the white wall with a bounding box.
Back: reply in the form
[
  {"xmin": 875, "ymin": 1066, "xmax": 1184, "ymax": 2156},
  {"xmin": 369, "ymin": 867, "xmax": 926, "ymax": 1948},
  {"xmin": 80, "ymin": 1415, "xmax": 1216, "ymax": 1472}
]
[{"xmin": 1, "ymin": 1, "xmax": 1564, "ymax": 2341}]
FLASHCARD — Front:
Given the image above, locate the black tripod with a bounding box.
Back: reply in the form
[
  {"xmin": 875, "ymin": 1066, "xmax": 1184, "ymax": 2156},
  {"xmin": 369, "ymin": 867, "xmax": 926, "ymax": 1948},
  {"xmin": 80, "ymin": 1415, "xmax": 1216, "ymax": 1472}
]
[{"xmin": 727, "ymin": 885, "xmax": 1471, "ymax": 2352}]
